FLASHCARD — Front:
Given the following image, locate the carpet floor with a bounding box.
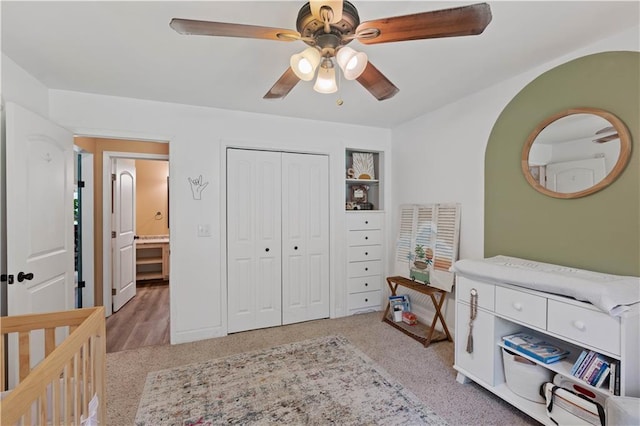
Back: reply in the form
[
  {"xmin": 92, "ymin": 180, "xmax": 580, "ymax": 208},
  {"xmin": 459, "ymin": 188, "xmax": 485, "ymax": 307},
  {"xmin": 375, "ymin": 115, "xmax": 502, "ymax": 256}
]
[{"xmin": 108, "ymin": 312, "xmax": 537, "ymax": 425}]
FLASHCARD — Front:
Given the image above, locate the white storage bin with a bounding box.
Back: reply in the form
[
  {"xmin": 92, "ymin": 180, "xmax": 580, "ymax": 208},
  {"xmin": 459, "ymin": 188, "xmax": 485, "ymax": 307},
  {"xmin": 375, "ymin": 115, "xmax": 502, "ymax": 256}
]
[{"xmin": 502, "ymin": 347, "xmax": 553, "ymax": 403}]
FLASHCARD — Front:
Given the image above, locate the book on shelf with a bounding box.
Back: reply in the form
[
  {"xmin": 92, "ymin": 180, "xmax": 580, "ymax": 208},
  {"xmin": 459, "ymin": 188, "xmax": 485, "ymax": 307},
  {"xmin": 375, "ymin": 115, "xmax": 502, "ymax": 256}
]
[
  {"xmin": 388, "ymin": 295, "xmax": 410, "ymax": 312},
  {"xmin": 501, "ymin": 332, "xmax": 570, "ymax": 364},
  {"xmin": 571, "ymin": 350, "xmax": 611, "ymax": 387}
]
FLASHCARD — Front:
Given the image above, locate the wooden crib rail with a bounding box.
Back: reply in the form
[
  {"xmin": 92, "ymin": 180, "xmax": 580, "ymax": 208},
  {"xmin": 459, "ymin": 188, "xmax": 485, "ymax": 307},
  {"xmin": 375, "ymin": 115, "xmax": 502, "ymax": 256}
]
[{"xmin": 1, "ymin": 307, "xmax": 106, "ymax": 426}]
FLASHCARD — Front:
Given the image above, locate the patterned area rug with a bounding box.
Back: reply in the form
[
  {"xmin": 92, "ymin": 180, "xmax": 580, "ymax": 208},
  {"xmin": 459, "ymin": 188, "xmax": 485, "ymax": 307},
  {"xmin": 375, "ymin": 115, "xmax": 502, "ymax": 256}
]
[{"xmin": 135, "ymin": 335, "xmax": 446, "ymax": 425}]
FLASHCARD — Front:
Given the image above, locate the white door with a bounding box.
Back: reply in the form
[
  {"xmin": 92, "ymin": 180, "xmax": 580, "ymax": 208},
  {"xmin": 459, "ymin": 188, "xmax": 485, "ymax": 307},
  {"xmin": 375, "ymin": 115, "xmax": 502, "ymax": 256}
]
[
  {"xmin": 5, "ymin": 103, "xmax": 74, "ymax": 385},
  {"xmin": 281, "ymin": 153, "xmax": 329, "ymax": 324},
  {"xmin": 227, "ymin": 149, "xmax": 282, "ymax": 333},
  {"xmin": 112, "ymin": 158, "xmax": 137, "ymax": 311},
  {"xmin": 545, "ymin": 157, "xmax": 606, "ymax": 193}
]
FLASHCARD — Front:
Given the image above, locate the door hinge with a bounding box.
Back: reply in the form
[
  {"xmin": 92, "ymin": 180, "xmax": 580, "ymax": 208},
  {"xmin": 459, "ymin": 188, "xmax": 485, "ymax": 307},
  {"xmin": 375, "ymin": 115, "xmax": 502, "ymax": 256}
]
[
  {"xmin": 111, "ymin": 231, "xmax": 116, "ymax": 238},
  {"xmin": 77, "ymin": 280, "xmax": 86, "ymax": 288},
  {"xmin": 1, "ymin": 274, "xmax": 14, "ymax": 284},
  {"xmin": 112, "ymin": 288, "xmax": 117, "ymax": 296},
  {"xmin": 78, "ymin": 180, "xmax": 85, "ymax": 188},
  {"xmin": 111, "ymin": 173, "xmax": 116, "ymax": 181}
]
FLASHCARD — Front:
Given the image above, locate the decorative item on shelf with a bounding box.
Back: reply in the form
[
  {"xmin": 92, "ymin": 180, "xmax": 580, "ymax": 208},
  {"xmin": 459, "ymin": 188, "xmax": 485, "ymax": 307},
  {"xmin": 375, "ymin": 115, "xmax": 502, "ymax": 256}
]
[
  {"xmin": 346, "ymin": 167, "xmax": 356, "ymax": 179},
  {"xmin": 409, "ymin": 244, "xmax": 432, "ymax": 284},
  {"xmin": 352, "ymin": 152, "xmax": 375, "ymax": 180},
  {"xmin": 402, "ymin": 311, "xmax": 417, "ymax": 325},
  {"xmin": 350, "ymin": 184, "xmax": 369, "ymax": 203}
]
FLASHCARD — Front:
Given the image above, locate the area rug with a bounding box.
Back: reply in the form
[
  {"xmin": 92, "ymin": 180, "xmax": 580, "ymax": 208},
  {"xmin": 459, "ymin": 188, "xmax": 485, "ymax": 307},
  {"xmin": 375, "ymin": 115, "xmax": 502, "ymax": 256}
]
[{"xmin": 135, "ymin": 335, "xmax": 446, "ymax": 425}]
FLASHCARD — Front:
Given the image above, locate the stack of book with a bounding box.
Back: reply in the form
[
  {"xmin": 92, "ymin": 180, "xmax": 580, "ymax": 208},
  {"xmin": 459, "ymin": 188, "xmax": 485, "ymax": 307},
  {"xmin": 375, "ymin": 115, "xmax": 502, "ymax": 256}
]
[
  {"xmin": 571, "ymin": 350, "xmax": 612, "ymax": 388},
  {"xmin": 502, "ymin": 332, "xmax": 570, "ymax": 364}
]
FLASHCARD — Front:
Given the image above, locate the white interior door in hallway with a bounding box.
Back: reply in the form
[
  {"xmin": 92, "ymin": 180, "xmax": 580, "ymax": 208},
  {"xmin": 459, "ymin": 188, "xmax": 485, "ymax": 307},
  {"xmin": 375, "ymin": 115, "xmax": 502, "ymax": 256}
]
[
  {"xmin": 4, "ymin": 103, "xmax": 74, "ymax": 386},
  {"xmin": 111, "ymin": 158, "xmax": 137, "ymax": 311},
  {"xmin": 227, "ymin": 149, "xmax": 329, "ymax": 333}
]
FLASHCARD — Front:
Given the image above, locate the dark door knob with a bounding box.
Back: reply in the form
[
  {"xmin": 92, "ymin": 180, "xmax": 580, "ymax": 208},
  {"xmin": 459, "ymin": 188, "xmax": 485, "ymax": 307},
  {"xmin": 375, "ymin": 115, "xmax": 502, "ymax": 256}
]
[
  {"xmin": 265, "ymin": 248, "xmax": 270, "ymax": 252},
  {"xmin": 294, "ymin": 246, "xmax": 298, "ymax": 250},
  {"xmin": 18, "ymin": 272, "xmax": 34, "ymax": 282}
]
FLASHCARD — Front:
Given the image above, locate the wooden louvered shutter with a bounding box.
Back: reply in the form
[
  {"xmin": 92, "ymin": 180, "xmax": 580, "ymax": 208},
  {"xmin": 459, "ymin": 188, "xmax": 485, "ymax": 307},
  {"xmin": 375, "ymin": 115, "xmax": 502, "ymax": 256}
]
[
  {"xmin": 429, "ymin": 203, "xmax": 461, "ymax": 292},
  {"xmin": 395, "ymin": 205, "xmax": 417, "ymax": 274}
]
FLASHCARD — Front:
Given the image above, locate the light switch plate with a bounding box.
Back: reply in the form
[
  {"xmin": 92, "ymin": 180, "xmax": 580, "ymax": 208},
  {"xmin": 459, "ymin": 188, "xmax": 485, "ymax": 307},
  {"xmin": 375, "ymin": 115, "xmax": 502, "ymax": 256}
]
[{"xmin": 197, "ymin": 224, "xmax": 211, "ymax": 237}]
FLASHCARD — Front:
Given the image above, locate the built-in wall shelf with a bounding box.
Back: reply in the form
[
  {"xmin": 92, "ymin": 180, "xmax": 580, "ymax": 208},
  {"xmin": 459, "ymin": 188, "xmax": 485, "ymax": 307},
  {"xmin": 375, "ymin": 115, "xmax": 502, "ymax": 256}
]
[
  {"xmin": 345, "ymin": 149, "xmax": 383, "ymax": 211},
  {"xmin": 136, "ymin": 237, "xmax": 169, "ymax": 282}
]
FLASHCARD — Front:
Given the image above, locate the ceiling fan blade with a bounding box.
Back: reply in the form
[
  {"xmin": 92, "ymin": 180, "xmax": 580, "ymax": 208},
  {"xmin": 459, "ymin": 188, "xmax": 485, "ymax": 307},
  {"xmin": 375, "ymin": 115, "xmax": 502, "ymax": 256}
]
[
  {"xmin": 356, "ymin": 3, "xmax": 492, "ymax": 45},
  {"xmin": 356, "ymin": 62, "xmax": 399, "ymax": 101},
  {"xmin": 170, "ymin": 18, "xmax": 301, "ymax": 41},
  {"xmin": 264, "ymin": 67, "xmax": 301, "ymax": 99}
]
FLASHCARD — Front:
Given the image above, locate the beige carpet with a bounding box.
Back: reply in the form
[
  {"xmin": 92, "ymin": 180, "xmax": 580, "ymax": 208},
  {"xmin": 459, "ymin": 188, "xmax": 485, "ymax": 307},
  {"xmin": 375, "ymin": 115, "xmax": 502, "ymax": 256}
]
[{"xmin": 107, "ymin": 312, "xmax": 537, "ymax": 425}]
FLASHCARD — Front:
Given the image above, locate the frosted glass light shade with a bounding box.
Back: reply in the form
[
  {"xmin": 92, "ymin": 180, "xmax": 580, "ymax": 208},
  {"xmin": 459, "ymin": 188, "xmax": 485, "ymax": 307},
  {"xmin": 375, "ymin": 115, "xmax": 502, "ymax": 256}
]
[
  {"xmin": 290, "ymin": 47, "xmax": 321, "ymax": 81},
  {"xmin": 313, "ymin": 66, "xmax": 338, "ymax": 94},
  {"xmin": 336, "ymin": 47, "xmax": 368, "ymax": 80}
]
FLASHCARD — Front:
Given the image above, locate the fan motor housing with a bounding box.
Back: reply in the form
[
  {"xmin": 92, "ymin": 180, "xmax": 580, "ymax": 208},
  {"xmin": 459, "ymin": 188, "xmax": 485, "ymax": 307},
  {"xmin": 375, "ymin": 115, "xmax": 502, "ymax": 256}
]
[{"xmin": 297, "ymin": 1, "xmax": 360, "ymax": 51}]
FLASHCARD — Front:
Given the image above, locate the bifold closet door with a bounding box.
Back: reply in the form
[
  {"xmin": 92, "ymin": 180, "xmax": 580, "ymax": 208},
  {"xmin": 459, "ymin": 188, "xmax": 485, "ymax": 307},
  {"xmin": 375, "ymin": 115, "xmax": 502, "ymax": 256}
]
[
  {"xmin": 227, "ymin": 149, "xmax": 282, "ymax": 333},
  {"xmin": 281, "ymin": 153, "xmax": 329, "ymax": 325}
]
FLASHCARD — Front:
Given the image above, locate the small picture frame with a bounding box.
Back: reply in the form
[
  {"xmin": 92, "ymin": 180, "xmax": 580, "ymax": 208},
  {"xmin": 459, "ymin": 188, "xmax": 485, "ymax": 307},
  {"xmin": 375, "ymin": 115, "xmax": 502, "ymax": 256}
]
[{"xmin": 350, "ymin": 185, "xmax": 368, "ymax": 203}]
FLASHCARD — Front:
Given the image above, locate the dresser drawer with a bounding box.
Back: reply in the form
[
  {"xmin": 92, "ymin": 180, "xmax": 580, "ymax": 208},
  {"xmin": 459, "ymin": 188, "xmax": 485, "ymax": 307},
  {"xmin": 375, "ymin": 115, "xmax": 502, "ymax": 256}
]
[
  {"xmin": 456, "ymin": 276, "xmax": 495, "ymax": 311},
  {"xmin": 547, "ymin": 299, "xmax": 620, "ymax": 355},
  {"xmin": 495, "ymin": 286, "xmax": 547, "ymax": 329},
  {"xmin": 347, "ymin": 260, "xmax": 382, "ymax": 278},
  {"xmin": 348, "ymin": 229, "xmax": 382, "ymax": 246},
  {"xmin": 348, "ymin": 276, "xmax": 382, "ymax": 294},
  {"xmin": 346, "ymin": 213, "xmax": 383, "ymax": 230},
  {"xmin": 348, "ymin": 290, "xmax": 381, "ymax": 309},
  {"xmin": 348, "ymin": 245, "xmax": 382, "ymax": 262}
]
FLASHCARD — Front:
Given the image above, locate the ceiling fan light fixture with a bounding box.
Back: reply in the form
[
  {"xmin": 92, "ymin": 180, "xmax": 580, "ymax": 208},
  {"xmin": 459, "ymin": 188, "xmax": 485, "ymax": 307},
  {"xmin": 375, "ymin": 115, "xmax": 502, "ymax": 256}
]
[
  {"xmin": 313, "ymin": 60, "xmax": 338, "ymax": 94},
  {"xmin": 336, "ymin": 46, "xmax": 367, "ymax": 80},
  {"xmin": 290, "ymin": 47, "xmax": 321, "ymax": 81}
]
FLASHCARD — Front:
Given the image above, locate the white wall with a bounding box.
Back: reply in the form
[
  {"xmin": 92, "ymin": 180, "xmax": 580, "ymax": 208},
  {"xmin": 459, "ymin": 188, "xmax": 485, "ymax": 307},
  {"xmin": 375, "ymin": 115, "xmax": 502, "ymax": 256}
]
[
  {"xmin": 389, "ymin": 25, "xmax": 639, "ymax": 331},
  {"xmin": 48, "ymin": 90, "xmax": 392, "ymax": 344}
]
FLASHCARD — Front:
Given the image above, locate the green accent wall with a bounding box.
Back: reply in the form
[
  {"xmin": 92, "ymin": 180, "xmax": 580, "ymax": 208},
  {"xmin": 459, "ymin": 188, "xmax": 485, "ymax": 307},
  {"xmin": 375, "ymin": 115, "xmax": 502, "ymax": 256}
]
[{"xmin": 485, "ymin": 51, "xmax": 639, "ymax": 276}]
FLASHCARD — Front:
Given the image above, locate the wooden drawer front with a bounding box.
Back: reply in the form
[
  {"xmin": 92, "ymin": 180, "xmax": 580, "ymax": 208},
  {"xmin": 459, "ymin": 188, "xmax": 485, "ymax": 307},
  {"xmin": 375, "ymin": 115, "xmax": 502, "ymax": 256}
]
[
  {"xmin": 348, "ymin": 276, "xmax": 382, "ymax": 294},
  {"xmin": 347, "ymin": 260, "xmax": 382, "ymax": 278},
  {"xmin": 348, "ymin": 290, "xmax": 381, "ymax": 309},
  {"xmin": 348, "ymin": 245, "xmax": 382, "ymax": 262},
  {"xmin": 495, "ymin": 286, "xmax": 547, "ymax": 329},
  {"xmin": 456, "ymin": 276, "xmax": 495, "ymax": 311},
  {"xmin": 346, "ymin": 213, "xmax": 383, "ymax": 230},
  {"xmin": 348, "ymin": 229, "xmax": 382, "ymax": 246},
  {"xmin": 547, "ymin": 300, "xmax": 620, "ymax": 355}
]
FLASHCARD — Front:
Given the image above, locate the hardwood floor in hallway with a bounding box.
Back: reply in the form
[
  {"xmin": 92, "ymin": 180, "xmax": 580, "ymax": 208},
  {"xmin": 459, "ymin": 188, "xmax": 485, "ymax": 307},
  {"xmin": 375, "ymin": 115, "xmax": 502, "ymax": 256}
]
[{"xmin": 106, "ymin": 281, "xmax": 170, "ymax": 353}]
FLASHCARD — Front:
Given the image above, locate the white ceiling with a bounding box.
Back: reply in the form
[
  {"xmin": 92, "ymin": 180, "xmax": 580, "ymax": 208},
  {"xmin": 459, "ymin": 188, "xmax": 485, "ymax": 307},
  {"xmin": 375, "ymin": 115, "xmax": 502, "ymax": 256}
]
[{"xmin": 2, "ymin": 1, "xmax": 638, "ymax": 128}]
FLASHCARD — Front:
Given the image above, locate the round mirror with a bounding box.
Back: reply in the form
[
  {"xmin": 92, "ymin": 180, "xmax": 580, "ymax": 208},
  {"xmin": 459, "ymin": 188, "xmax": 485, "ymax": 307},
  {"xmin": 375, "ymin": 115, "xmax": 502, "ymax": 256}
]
[{"xmin": 522, "ymin": 108, "xmax": 631, "ymax": 198}]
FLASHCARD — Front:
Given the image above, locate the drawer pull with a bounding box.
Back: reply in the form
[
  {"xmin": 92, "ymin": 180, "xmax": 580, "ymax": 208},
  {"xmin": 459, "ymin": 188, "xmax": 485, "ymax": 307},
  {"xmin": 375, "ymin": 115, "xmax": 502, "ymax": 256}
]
[
  {"xmin": 365, "ymin": 282, "xmax": 368, "ymax": 287},
  {"xmin": 573, "ymin": 320, "xmax": 586, "ymax": 331},
  {"xmin": 365, "ymin": 252, "xmax": 368, "ymax": 256},
  {"xmin": 512, "ymin": 302, "xmax": 523, "ymax": 311},
  {"xmin": 365, "ymin": 236, "xmax": 369, "ymax": 240},
  {"xmin": 365, "ymin": 267, "xmax": 368, "ymax": 271},
  {"xmin": 365, "ymin": 220, "xmax": 369, "ymax": 224}
]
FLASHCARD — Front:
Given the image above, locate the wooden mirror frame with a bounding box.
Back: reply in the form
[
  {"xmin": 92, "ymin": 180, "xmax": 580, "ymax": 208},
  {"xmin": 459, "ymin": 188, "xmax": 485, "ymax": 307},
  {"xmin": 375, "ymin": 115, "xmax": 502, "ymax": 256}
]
[{"xmin": 521, "ymin": 107, "xmax": 632, "ymax": 199}]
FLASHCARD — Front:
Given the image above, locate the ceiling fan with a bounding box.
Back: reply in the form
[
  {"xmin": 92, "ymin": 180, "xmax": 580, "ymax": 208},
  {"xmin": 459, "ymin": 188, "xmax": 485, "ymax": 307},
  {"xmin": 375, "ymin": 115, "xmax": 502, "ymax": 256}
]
[{"xmin": 170, "ymin": 1, "xmax": 492, "ymax": 101}]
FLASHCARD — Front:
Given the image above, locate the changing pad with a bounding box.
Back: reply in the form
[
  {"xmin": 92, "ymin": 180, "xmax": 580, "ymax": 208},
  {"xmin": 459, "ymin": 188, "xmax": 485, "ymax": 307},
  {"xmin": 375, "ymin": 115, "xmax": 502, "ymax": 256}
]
[{"xmin": 453, "ymin": 255, "xmax": 640, "ymax": 316}]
